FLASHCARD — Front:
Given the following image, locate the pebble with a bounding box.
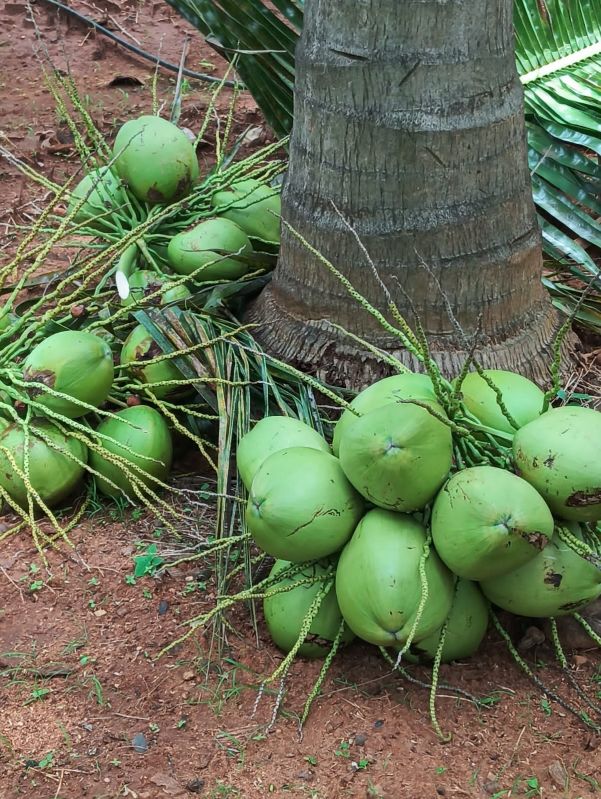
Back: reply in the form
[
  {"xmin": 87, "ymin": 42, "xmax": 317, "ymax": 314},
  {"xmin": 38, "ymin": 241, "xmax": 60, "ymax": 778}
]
[
  {"xmin": 354, "ymin": 733, "xmax": 367, "ymax": 746},
  {"xmin": 132, "ymin": 732, "xmax": 148, "ymax": 754},
  {"xmin": 548, "ymin": 760, "xmax": 568, "ymax": 789},
  {"xmin": 373, "ymin": 719, "xmax": 384, "ymax": 729},
  {"xmin": 185, "ymin": 778, "xmax": 205, "ymax": 793},
  {"xmin": 296, "ymin": 770, "xmax": 313, "ymax": 781},
  {"xmin": 158, "ymin": 599, "xmax": 170, "ymax": 616},
  {"xmin": 94, "ymin": 609, "xmax": 107, "ymax": 618},
  {"xmin": 517, "ymin": 625, "xmax": 545, "ymax": 651},
  {"xmin": 182, "ymin": 670, "xmax": 195, "ymax": 681}
]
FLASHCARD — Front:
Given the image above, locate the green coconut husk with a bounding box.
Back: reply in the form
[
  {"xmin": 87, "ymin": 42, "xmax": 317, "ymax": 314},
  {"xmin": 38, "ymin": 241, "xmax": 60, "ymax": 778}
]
[
  {"xmin": 246, "ymin": 446, "xmax": 364, "ymax": 562},
  {"xmin": 513, "ymin": 405, "xmax": 601, "ymax": 523},
  {"xmin": 335, "ymin": 508, "xmax": 454, "ymax": 647},
  {"xmin": 120, "ymin": 324, "xmax": 191, "ymax": 402},
  {"xmin": 480, "ymin": 524, "xmax": 601, "ymax": 617},
  {"xmin": 113, "ymin": 115, "xmax": 199, "ymax": 205},
  {"xmin": 263, "ymin": 559, "xmax": 355, "ymax": 659},
  {"xmin": 22, "ymin": 330, "xmax": 114, "ymax": 419},
  {"xmin": 67, "ymin": 166, "xmax": 127, "ymax": 232},
  {"xmin": 332, "ymin": 372, "xmax": 438, "ymax": 455},
  {"xmin": 236, "ymin": 415, "xmax": 330, "ymax": 490},
  {"xmin": 89, "ymin": 404, "xmax": 173, "ymax": 499},
  {"xmin": 456, "ymin": 369, "xmax": 545, "ymax": 435},
  {"xmin": 431, "ymin": 466, "xmax": 555, "ymax": 581},
  {"xmin": 338, "ymin": 400, "xmax": 453, "ymax": 512},
  {"xmin": 0, "ymin": 419, "xmax": 88, "ymax": 509},
  {"xmin": 167, "ymin": 217, "xmax": 253, "ymax": 280},
  {"xmin": 212, "ymin": 177, "xmax": 281, "ymax": 246},
  {"xmin": 404, "ymin": 579, "xmax": 489, "ymax": 663},
  {"xmin": 121, "ymin": 270, "xmax": 168, "ymax": 307}
]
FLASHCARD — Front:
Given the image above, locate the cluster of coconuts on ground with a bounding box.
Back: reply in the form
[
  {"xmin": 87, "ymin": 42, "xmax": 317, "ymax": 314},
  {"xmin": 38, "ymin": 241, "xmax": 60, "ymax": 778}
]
[
  {"xmin": 68, "ymin": 114, "xmax": 281, "ymax": 302},
  {"xmin": 0, "ymin": 329, "xmax": 175, "ymax": 511},
  {"xmin": 237, "ymin": 370, "xmax": 601, "ymax": 662},
  {"xmin": 0, "ymin": 115, "xmax": 283, "ymax": 513}
]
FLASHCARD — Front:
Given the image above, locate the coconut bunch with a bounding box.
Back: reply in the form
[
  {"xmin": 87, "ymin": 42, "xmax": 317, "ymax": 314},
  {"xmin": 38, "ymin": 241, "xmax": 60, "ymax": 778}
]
[
  {"xmin": 1, "ymin": 68, "xmax": 285, "ymax": 351},
  {"xmin": 0, "ymin": 327, "xmax": 176, "ymax": 520},
  {"xmin": 0, "ymin": 67, "xmax": 296, "ymax": 548},
  {"xmin": 64, "ymin": 112, "xmax": 282, "ymax": 299},
  {"xmin": 236, "ymin": 367, "xmax": 601, "ymax": 676}
]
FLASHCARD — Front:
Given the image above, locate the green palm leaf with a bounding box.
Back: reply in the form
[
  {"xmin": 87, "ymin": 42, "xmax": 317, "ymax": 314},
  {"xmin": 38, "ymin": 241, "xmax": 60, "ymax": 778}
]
[
  {"xmin": 164, "ymin": 0, "xmax": 298, "ymax": 137},
  {"xmin": 166, "ymin": 0, "xmax": 601, "ymax": 328}
]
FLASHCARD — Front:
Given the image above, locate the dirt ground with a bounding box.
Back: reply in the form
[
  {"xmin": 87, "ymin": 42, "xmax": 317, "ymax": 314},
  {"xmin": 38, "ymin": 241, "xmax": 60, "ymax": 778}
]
[{"xmin": 1, "ymin": 2, "xmax": 601, "ymax": 798}]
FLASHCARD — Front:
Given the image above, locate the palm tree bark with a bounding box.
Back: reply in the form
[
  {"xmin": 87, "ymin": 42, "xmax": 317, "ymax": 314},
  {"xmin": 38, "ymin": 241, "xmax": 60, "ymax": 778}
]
[{"xmin": 249, "ymin": 0, "xmax": 573, "ymax": 386}]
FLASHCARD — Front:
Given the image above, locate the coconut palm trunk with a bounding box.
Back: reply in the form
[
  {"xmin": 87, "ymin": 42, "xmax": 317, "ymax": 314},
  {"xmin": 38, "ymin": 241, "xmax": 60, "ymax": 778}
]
[{"xmin": 249, "ymin": 0, "xmax": 570, "ymax": 386}]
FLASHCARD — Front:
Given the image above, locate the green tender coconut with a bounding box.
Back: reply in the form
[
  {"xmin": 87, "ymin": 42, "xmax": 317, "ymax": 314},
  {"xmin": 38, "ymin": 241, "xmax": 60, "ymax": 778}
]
[
  {"xmin": 167, "ymin": 217, "xmax": 252, "ymax": 280},
  {"xmin": 0, "ymin": 310, "xmax": 16, "ymax": 333},
  {"xmin": 480, "ymin": 525, "xmax": 601, "ymax": 617},
  {"xmin": 338, "ymin": 400, "xmax": 452, "ymax": 512},
  {"xmin": 67, "ymin": 167, "xmax": 126, "ymax": 231},
  {"xmin": 120, "ymin": 324, "xmax": 189, "ymax": 401},
  {"xmin": 23, "ymin": 331, "xmax": 114, "ymax": 419},
  {"xmin": 431, "ymin": 466, "xmax": 554, "ymax": 581},
  {"xmin": 457, "ymin": 369, "xmax": 544, "ymax": 434},
  {"xmin": 90, "ymin": 405, "xmax": 172, "ymax": 499},
  {"xmin": 332, "ymin": 372, "xmax": 437, "ymax": 456},
  {"xmin": 513, "ymin": 406, "xmax": 601, "ymax": 522},
  {"xmin": 161, "ymin": 283, "xmax": 192, "ymax": 305},
  {"xmin": 212, "ymin": 178, "xmax": 281, "ymax": 245},
  {"xmin": 121, "ymin": 270, "xmax": 167, "ymax": 307},
  {"xmin": 335, "ymin": 509, "xmax": 454, "ymax": 647},
  {"xmin": 246, "ymin": 447, "xmax": 364, "ymax": 562},
  {"xmin": 237, "ymin": 416, "xmax": 330, "ymax": 490},
  {"xmin": 0, "ymin": 419, "xmax": 87, "ymax": 508},
  {"xmin": 404, "ymin": 580, "xmax": 489, "ymax": 663},
  {"xmin": 263, "ymin": 560, "xmax": 355, "ymax": 659},
  {"xmin": 113, "ymin": 115, "xmax": 199, "ymax": 205}
]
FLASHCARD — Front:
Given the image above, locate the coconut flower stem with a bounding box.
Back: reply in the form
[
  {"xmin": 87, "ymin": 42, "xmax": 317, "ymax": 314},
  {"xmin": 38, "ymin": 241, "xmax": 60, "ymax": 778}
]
[
  {"xmin": 557, "ymin": 526, "xmax": 601, "ymax": 572},
  {"xmin": 490, "ymin": 608, "xmax": 601, "ymax": 732},
  {"xmin": 300, "ymin": 618, "xmax": 348, "ymax": 730},
  {"xmin": 572, "ymin": 613, "xmax": 601, "ymax": 648},
  {"xmin": 429, "ymin": 615, "xmax": 452, "ymax": 743},
  {"xmin": 549, "ymin": 618, "xmax": 601, "ymax": 718}
]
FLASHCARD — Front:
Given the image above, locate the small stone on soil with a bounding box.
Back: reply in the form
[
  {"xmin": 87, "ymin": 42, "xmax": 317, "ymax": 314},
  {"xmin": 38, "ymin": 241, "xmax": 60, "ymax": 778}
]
[
  {"xmin": 517, "ymin": 625, "xmax": 545, "ymax": 651},
  {"xmin": 185, "ymin": 778, "xmax": 205, "ymax": 793},
  {"xmin": 547, "ymin": 760, "xmax": 568, "ymax": 790},
  {"xmin": 182, "ymin": 670, "xmax": 195, "ymax": 681},
  {"xmin": 132, "ymin": 732, "xmax": 148, "ymax": 753},
  {"xmin": 296, "ymin": 770, "xmax": 314, "ymax": 781},
  {"xmin": 373, "ymin": 719, "xmax": 384, "ymax": 729},
  {"xmin": 354, "ymin": 733, "xmax": 367, "ymax": 746},
  {"xmin": 158, "ymin": 599, "xmax": 170, "ymax": 615}
]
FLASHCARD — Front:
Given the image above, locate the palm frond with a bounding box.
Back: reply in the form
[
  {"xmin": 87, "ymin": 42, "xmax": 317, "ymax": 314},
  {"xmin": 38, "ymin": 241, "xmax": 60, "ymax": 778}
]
[
  {"xmin": 516, "ymin": 0, "xmax": 601, "ymax": 324},
  {"xmin": 516, "ymin": 0, "xmax": 601, "ymax": 141},
  {"xmin": 164, "ymin": 0, "xmax": 299, "ymax": 137},
  {"xmin": 166, "ymin": 0, "xmax": 601, "ymax": 329}
]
